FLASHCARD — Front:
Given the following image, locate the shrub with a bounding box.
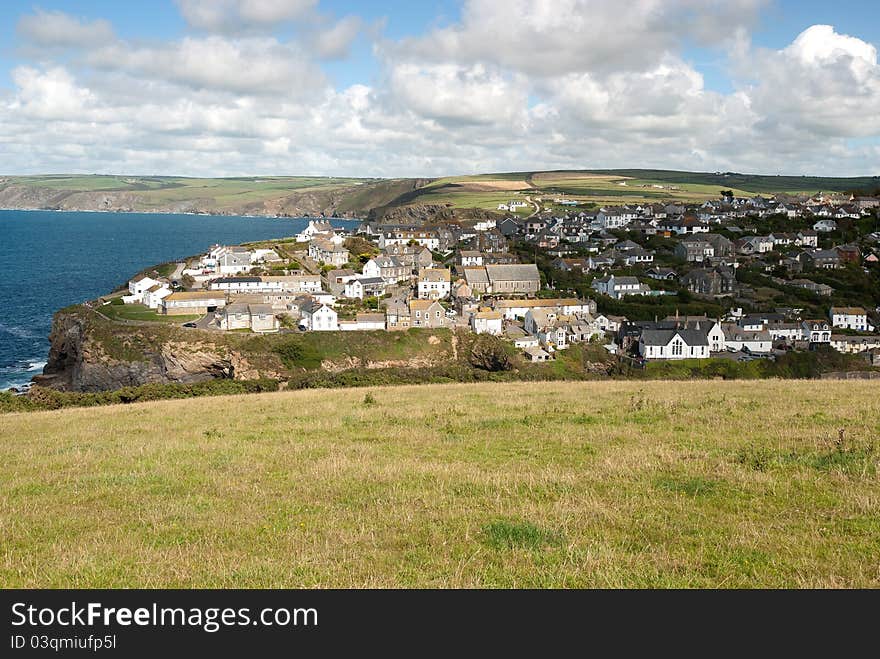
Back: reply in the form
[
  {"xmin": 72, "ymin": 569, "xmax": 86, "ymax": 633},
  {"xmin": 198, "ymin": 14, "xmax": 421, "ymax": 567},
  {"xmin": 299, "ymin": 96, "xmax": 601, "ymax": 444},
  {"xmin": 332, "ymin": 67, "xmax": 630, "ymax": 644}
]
[{"xmin": 469, "ymin": 335, "xmax": 513, "ymax": 372}]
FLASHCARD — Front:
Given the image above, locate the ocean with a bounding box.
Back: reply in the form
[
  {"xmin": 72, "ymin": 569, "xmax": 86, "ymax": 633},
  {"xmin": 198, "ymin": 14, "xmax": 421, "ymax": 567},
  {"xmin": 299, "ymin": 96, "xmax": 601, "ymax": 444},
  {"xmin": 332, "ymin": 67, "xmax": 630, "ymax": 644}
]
[{"xmin": 0, "ymin": 210, "xmax": 360, "ymax": 391}]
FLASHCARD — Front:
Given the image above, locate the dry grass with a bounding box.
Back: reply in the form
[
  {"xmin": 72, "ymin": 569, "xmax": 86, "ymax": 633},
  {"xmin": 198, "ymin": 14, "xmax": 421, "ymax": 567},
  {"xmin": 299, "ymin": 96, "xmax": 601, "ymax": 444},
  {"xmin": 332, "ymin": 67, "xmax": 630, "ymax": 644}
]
[
  {"xmin": 464, "ymin": 180, "xmax": 533, "ymax": 191},
  {"xmin": 2, "ymin": 380, "xmax": 879, "ymax": 588}
]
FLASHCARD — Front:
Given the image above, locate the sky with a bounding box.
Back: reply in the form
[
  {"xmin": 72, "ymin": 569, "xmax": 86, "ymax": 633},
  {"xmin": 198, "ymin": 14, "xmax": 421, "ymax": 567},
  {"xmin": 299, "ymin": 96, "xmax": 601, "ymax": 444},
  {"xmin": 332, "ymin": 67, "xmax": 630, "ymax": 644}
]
[{"xmin": 1, "ymin": 0, "xmax": 879, "ymax": 178}]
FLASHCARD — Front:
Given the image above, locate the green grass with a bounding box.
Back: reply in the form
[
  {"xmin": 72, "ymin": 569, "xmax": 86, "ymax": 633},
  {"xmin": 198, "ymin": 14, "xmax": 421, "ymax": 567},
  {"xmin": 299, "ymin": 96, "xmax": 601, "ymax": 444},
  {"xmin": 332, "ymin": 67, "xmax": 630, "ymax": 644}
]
[
  {"xmin": 1, "ymin": 380, "xmax": 879, "ymax": 588},
  {"xmin": 6, "ymin": 169, "xmax": 878, "ymax": 217},
  {"xmin": 98, "ymin": 303, "xmax": 201, "ymax": 324}
]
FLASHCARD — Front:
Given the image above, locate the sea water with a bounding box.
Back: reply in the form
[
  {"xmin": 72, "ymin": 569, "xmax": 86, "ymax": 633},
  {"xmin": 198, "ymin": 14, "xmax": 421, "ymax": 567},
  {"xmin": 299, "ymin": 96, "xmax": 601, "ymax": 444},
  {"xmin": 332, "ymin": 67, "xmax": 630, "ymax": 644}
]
[{"xmin": 0, "ymin": 210, "xmax": 359, "ymax": 390}]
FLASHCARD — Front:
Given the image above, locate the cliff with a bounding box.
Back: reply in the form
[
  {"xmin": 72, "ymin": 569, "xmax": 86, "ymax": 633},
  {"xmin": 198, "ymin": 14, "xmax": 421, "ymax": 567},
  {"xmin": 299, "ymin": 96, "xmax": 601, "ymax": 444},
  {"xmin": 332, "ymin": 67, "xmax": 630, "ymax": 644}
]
[
  {"xmin": 35, "ymin": 307, "xmax": 285, "ymax": 392},
  {"xmin": 35, "ymin": 305, "xmax": 457, "ymax": 392}
]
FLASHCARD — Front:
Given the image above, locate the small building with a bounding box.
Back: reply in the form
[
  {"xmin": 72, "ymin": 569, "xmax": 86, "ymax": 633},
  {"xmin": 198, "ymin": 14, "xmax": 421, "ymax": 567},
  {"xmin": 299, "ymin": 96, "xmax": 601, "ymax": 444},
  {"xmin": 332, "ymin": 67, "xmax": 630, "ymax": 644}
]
[
  {"xmin": 409, "ymin": 299, "xmax": 445, "ymax": 328},
  {"xmin": 830, "ymin": 307, "xmax": 873, "ymax": 332},
  {"xmin": 802, "ymin": 320, "xmax": 832, "ymax": 344},
  {"xmin": 161, "ymin": 292, "xmax": 226, "ymax": 315},
  {"xmin": 639, "ymin": 328, "xmax": 710, "ymax": 360},
  {"xmin": 143, "ymin": 284, "xmax": 172, "ymax": 309},
  {"xmin": 309, "ymin": 239, "xmax": 350, "ymax": 267},
  {"xmin": 418, "ymin": 268, "xmax": 452, "ymax": 299},
  {"xmin": 470, "ymin": 310, "xmax": 503, "ymax": 335},
  {"xmin": 523, "ymin": 346, "xmax": 553, "ymax": 362},
  {"xmin": 344, "ymin": 276, "xmax": 387, "ymax": 300},
  {"xmin": 458, "ymin": 251, "xmax": 485, "ymax": 267},
  {"xmin": 338, "ymin": 313, "xmax": 387, "ymax": 332},
  {"xmin": 299, "ymin": 301, "xmax": 338, "ymax": 331},
  {"xmin": 220, "ymin": 303, "xmax": 278, "ymax": 333}
]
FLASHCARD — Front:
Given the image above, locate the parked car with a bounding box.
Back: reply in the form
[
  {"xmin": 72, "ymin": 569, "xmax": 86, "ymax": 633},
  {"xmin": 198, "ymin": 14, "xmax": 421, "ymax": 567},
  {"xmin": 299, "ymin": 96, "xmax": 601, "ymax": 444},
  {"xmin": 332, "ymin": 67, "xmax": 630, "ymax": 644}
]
[{"xmin": 182, "ymin": 322, "xmax": 197, "ymax": 328}]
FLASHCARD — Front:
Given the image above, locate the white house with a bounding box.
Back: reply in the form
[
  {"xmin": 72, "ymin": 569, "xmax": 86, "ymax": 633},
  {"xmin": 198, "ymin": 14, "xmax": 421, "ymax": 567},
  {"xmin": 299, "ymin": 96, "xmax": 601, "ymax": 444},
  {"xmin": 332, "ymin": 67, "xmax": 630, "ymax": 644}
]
[
  {"xmin": 418, "ymin": 268, "xmax": 452, "ymax": 299},
  {"xmin": 299, "ymin": 301, "xmax": 338, "ymax": 331},
  {"xmin": 721, "ymin": 324, "xmax": 772, "ymax": 353},
  {"xmin": 802, "ymin": 320, "xmax": 832, "ymax": 344},
  {"xmin": 813, "ymin": 219, "xmax": 838, "ymax": 233},
  {"xmin": 217, "ymin": 248, "xmax": 255, "ymax": 275},
  {"xmin": 296, "ymin": 220, "xmax": 334, "ymax": 243},
  {"xmin": 639, "ymin": 328, "xmax": 711, "ymax": 360},
  {"xmin": 830, "ymin": 335, "xmax": 880, "ymax": 354},
  {"xmin": 458, "ymin": 251, "xmax": 484, "ymax": 267},
  {"xmin": 378, "ymin": 229, "xmax": 440, "ymax": 251},
  {"xmin": 830, "ymin": 307, "xmax": 873, "ymax": 332},
  {"xmin": 143, "ymin": 284, "xmax": 173, "ymax": 309},
  {"xmin": 470, "ymin": 310, "xmax": 503, "ymax": 335},
  {"xmin": 343, "ymin": 276, "xmax": 386, "ymax": 300},
  {"xmin": 591, "ymin": 275, "xmax": 650, "ymax": 300},
  {"xmin": 128, "ymin": 276, "xmax": 160, "ymax": 298},
  {"xmin": 796, "ymin": 230, "xmax": 819, "ymax": 248}
]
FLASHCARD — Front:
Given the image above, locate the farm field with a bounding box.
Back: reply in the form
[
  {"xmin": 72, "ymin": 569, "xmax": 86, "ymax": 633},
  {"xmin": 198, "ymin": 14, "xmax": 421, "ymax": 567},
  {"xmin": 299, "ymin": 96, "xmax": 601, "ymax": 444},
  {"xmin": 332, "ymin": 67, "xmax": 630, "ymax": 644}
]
[
  {"xmin": 3, "ymin": 169, "xmax": 877, "ymax": 217},
  {"xmin": 2, "ymin": 380, "xmax": 878, "ymax": 588}
]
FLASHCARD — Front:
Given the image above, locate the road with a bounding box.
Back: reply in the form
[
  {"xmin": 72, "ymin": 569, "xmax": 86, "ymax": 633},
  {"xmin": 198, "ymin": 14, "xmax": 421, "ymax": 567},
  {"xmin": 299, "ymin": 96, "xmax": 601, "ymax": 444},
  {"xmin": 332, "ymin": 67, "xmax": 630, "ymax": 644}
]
[
  {"xmin": 169, "ymin": 261, "xmax": 186, "ymax": 281},
  {"xmin": 524, "ymin": 195, "xmax": 541, "ymax": 219}
]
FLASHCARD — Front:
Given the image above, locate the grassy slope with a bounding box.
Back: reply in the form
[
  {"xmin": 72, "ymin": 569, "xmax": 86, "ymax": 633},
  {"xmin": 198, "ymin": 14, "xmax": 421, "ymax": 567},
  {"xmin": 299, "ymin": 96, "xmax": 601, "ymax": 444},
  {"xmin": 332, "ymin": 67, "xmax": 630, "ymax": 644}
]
[{"xmin": 2, "ymin": 380, "xmax": 878, "ymax": 588}]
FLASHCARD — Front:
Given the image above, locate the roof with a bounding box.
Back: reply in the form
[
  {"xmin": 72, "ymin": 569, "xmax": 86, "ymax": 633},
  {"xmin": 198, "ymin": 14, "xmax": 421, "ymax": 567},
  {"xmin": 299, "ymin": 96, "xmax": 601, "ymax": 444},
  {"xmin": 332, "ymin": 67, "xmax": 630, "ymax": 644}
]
[
  {"xmin": 463, "ymin": 267, "xmax": 490, "ymax": 284},
  {"xmin": 356, "ymin": 313, "xmax": 385, "ymax": 323},
  {"xmin": 409, "ymin": 299, "xmax": 441, "ymax": 311},
  {"xmin": 831, "ymin": 306, "xmax": 867, "ymax": 315},
  {"xmin": 248, "ymin": 304, "xmax": 273, "ymax": 315},
  {"xmin": 485, "ymin": 264, "xmax": 540, "ymax": 282},
  {"xmin": 640, "ymin": 328, "xmax": 709, "ymax": 347},
  {"xmin": 225, "ymin": 303, "xmax": 250, "ymax": 314},
  {"xmin": 164, "ymin": 291, "xmax": 225, "ymax": 301},
  {"xmin": 356, "ymin": 277, "xmax": 386, "ymax": 286},
  {"xmin": 474, "ymin": 311, "xmax": 502, "ymax": 320},
  {"xmin": 213, "ymin": 276, "xmax": 261, "ymax": 284},
  {"xmin": 494, "ymin": 298, "xmax": 583, "ymax": 308},
  {"xmin": 420, "ymin": 268, "xmax": 451, "ymax": 282}
]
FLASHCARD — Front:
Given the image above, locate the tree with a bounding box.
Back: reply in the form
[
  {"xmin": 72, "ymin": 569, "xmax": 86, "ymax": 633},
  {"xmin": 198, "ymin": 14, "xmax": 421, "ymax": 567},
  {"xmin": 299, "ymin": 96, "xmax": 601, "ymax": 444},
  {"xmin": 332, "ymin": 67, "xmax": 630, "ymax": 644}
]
[{"xmin": 469, "ymin": 335, "xmax": 513, "ymax": 372}]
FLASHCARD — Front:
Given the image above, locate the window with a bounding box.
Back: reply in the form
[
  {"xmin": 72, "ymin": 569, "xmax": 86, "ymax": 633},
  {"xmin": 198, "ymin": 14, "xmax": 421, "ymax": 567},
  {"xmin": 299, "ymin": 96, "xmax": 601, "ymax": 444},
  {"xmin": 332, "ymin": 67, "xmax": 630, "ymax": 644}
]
[{"xmin": 671, "ymin": 340, "xmax": 683, "ymax": 357}]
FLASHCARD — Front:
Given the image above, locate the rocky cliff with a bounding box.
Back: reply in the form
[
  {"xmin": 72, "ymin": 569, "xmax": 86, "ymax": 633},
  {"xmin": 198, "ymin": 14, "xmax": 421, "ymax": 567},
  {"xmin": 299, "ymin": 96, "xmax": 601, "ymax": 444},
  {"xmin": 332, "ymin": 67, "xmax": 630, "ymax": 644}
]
[{"xmin": 36, "ymin": 308, "xmax": 283, "ymax": 392}]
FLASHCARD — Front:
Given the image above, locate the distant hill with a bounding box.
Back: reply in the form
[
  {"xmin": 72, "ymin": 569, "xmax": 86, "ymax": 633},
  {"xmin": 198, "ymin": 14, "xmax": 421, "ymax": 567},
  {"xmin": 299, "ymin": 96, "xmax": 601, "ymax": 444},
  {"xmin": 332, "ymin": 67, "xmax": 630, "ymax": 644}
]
[{"xmin": 1, "ymin": 169, "xmax": 877, "ymax": 219}]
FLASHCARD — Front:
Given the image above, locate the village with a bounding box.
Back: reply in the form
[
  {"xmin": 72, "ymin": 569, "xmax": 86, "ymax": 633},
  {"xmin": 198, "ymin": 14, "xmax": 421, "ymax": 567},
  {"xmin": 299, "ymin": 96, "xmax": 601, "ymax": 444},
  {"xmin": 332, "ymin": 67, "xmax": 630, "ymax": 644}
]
[{"xmin": 116, "ymin": 191, "xmax": 880, "ymax": 368}]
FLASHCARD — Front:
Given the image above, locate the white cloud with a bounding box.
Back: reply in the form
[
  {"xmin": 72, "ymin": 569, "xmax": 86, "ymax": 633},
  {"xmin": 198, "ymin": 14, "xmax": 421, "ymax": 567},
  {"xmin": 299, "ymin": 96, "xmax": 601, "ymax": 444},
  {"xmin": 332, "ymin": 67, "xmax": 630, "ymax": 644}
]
[
  {"xmin": 306, "ymin": 15, "xmax": 363, "ymax": 59},
  {"xmin": 746, "ymin": 25, "xmax": 880, "ymax": 139},
  {"xmin": 386, "ymin": 63, "xmax": 529, "ymax": 126},
  {"xmin": 175, "ymin": 0, "xmax": 317, "ymax": 33},
  {"xmin": 85, "ymin": 36, "xmax": 327, "ymax": 97},
  {"xmin": 391, "ymin": 0, "xmax": 768, "ymax": 76},
  {"xmin": 3, "ymin": 3, "xmax": 880, "ymax": 178},
  {"xmin": 17, "ymin": 9, "xmax": 115, "ymax": 48}
]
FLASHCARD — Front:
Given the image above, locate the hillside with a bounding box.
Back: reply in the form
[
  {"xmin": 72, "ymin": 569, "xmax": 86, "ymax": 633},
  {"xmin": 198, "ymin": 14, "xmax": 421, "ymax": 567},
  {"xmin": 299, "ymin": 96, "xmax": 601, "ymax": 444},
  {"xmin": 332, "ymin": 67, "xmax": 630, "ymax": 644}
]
[
  {"xmin": 2, "ymin": 380, "xmax": 878, "ymax": 588},
  {"xmin": 2, "ymin": 169, "xmax": 877, "ymax": 219}
]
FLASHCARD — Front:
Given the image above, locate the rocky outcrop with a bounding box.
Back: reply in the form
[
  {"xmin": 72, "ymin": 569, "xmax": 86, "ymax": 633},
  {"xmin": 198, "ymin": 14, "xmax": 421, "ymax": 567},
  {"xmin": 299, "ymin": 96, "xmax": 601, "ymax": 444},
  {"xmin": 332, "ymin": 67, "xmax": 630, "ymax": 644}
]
[{"xmin": 35, "ymin": 310, "xmax": 282, "ymax": 392}]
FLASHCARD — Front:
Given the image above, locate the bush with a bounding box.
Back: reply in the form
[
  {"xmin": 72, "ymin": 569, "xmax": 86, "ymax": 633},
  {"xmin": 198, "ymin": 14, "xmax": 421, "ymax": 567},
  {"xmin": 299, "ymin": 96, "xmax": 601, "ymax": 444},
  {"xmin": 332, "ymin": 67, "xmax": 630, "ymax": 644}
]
[{"xmin": 469, "ymin": 335, "xmax": 513, "ymax": 372}]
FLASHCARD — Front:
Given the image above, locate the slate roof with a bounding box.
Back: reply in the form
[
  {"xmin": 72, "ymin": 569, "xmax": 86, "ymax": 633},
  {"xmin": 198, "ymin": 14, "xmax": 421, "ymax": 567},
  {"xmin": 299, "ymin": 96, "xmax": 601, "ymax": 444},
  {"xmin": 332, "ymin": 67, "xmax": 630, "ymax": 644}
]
[
  {"xmin": 485, "ymin": 264, "xmax": 540, "ymax": 282},
  {"xmin": 640, "ymin": 329, "xmax": 709, "ymax": 347}
]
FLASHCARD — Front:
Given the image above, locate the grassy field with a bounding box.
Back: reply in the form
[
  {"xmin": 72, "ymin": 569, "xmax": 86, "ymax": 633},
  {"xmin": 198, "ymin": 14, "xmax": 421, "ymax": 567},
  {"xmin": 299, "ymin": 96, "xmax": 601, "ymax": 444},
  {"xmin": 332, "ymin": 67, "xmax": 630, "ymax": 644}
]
[
  {"xmin": 97, "ymin": 302, "xmax": 201, "ymax": 324},
  {"xmin": 5, "ymin": 169, "xmax": 877, "ymax": 217},
  {"xmin": 2, "ymin": 380, "xmax": 878, "ymax": 588}
]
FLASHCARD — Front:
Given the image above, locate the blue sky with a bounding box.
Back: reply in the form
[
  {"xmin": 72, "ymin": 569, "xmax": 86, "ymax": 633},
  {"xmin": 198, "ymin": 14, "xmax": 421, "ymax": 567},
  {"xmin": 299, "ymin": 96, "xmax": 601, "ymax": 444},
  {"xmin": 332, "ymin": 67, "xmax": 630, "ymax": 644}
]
[{"xmin": 1, "ymin": 0, "xmax": 878, "ymax": 177}]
